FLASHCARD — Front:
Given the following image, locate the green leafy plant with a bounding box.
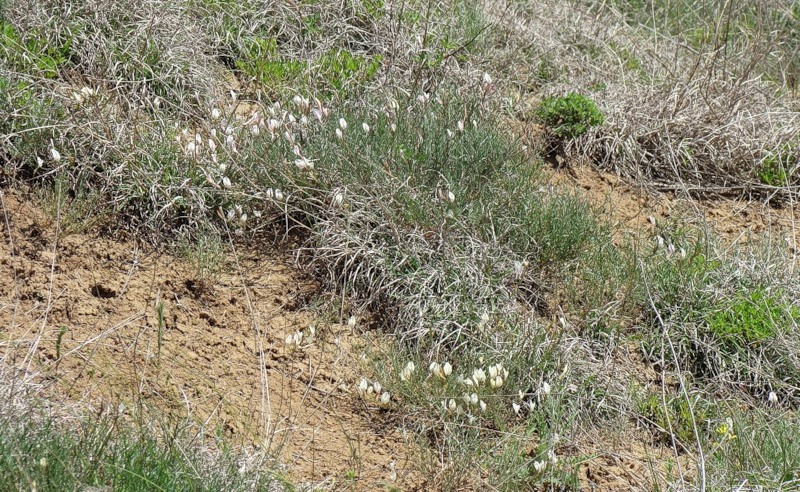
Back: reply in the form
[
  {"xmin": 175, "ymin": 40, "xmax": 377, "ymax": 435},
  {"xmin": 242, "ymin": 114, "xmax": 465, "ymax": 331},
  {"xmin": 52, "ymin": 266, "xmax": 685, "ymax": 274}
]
[
  {"xmin": 0, "ymin": 21, "xmax": 72, "ymax": 78},
  {"xmin": 537, "ymin": 93, "xmax": 604, "ymax": 139},
  {"xmin": 707, "ymin": 288, "xmax": 796, "ymax": 347},
  {"xmin": 758, "ymin": 147, "xmax": 797, "ymax": 186}
]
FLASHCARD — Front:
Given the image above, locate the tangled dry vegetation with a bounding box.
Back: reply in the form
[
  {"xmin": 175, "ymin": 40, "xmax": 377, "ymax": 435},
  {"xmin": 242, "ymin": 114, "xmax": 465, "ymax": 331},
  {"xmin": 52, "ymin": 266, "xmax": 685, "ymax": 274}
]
[
  {"xmin": 485, "ymin": 0, "xmax": 800, "ymax": 200},
  {"xmin": 2, "ymin": 0, "xmax": 800, "ymax": 490}
]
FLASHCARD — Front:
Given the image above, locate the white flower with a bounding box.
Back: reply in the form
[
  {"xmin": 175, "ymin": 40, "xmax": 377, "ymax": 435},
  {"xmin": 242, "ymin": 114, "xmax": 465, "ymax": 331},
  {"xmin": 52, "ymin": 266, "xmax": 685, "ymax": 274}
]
[
  {"xmin": 490, "ymin": 376, "xmax": 504, "ymax": 388},
  {"xmin": 470, "ymin": 393, "xmax": 478, "ymax": 405},
  {"xmin": 768, "ymin": 391, "xmax": 778, "ymax": 404},
  {"xmin": 251, "ymin": 125, "xmax": 260, "ymax": 136},
  {"xmin": 472, "ymin": 368, "xmax": 487, "ymax": 385},
  {"xmin": 547, "ymin": 449, "xmax": 558, "ymax": 464},
  {"xmin": 400, "ymin": 361, "xmax": 416, "ymax": 381},
  {"xmin": 447, "ymin": 399, "xmax": 457, "ymax": 412},
  {"xmin": 208, "ymin": 139, "xmax": 217, "ymax": 153},
  {"xmin": 36, "ymin": 156, "xmax": 44, "ymax": 168},
  {"xmin": 656, "ymin": 235, "xmax": 665, "ymax": 248},
  {"xmin": 373, "ymin": 381, "xmax": 382, "ymax": 394},
  {"xmin": 293, "ymin": 94, "xmax": 309, "ymax": 113},
  {"xmin": 442, "ymin": 362, "xmax": 452, "ymax": 377},
  {"xmin": 347, "ymin": 315, "xmax": 357, "ymax": 328},
  {"xmin": 447, "ymin": 191, "xmax": 455, "ymax": 203},
  {"xmin": 680, "ymin": 248, "xmax": 687, "ymax": 259},
  {"xmin": 50, "ymin": 148, "xmax": 61, "ymax": 162},
  {"xmin": 222, "ymin": 176, "xmax": 232, "ymax": 188},
  {"xmin": 479, "ymin": 400, "xmax": 487, "ymax": 413},
  {"xmin": 294, "ymin": 157, "xmax": 314, "ymax": 171},
  {"xmin": 274, "ymin": 189, "xmax": 284, "ymax": 201},
  {"xmin": 211, "ymin": 108, "xmax": 222, "ymax": 120},
  {"xmin": 362, "ymin": 122, "xmax": 370, "ymax": 134},
  {"xmin": 533, "ymin": 460, "xmax": 547, "ymax": 473},
  {"xmin": 311, "ymin": 108, "xmax": 323, "ymax": 122},
  {"xmin": 358, "ymin": 379, "xmax": 369, "ymax": 395},
  {"xmin": 462, "ymin": 393, "xmax": 472, "ymax": 405},
  {"xmin": 460, "ymin": 375, "xmax": 474, "ymax": 387},
  {"xmin": 332, "ymin": 191, "xmax": 345, "ymax": 208},
  {"xmin": 335, "ymin": 128, "xmax": 344, "ymax": 140},
  {"xmin": 447, "ymin": 129, "xmax": 454, "ymax": 139},
  {"xmin": 284, "ymin": 131, "xmax": 295, "ymax": 145},
  {"xmin": 457, "ymin": 120, "xmax": 464, "ymax": 133},
  {"xmin": 338, "ymin": 118, "xmax": 348, "ymax": 130},
  {"xmin": 648, "ymin": 215, "xmax": 656, "ymax": 226},
  {"xmin": 482, "ymin": 72, "xmax": 493, "ymax": 86},
  {"xmin": 186, "ymin": 141, "xmax": 196, "ymax": 156},
  {"xmin": 542, "ymin": 382, "xmax": 551, "ymax": 396},
  {"xmin": 379, "ymin": 392, "xmax": 391, "ymax": 406},
  {"xmin": 390, "ymin": 123, "xmax": 397, "ymax": 133},
  {"xmin": 512, "ymin": 402, "xmax": 521, "ymax": 415}
]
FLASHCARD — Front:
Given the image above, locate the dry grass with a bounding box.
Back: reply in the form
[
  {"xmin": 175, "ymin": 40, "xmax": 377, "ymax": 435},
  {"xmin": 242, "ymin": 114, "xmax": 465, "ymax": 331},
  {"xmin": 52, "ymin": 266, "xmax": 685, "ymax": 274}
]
[{"xmin": 3, "ymin": 0, "xmax": 800, "ymax": 489}]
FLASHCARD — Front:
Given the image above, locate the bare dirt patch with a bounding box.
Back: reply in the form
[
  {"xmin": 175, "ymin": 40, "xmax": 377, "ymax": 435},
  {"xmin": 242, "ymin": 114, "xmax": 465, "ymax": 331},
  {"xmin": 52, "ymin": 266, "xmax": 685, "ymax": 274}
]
[
  {"xmin": 0, "ymin": 190, "xmax": 419, "ymax": 490},
  {"xmin": 549, "ymin": 163, "xmax": 800, "ymax": 253}
]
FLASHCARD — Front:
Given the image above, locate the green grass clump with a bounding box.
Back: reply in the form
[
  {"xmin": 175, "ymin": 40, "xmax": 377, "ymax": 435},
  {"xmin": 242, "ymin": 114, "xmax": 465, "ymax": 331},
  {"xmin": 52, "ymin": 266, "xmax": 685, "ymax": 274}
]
[
  {"xmin": 537, "ymin": 93, "xmax": 604, "ymax": 140},
  {"xmin": 757, "ymin": 146, "xmax": 797, "ymax": 187},
  {"xmin": 0, "ymin": 414, "xmax": 287, "ymax": 492}
]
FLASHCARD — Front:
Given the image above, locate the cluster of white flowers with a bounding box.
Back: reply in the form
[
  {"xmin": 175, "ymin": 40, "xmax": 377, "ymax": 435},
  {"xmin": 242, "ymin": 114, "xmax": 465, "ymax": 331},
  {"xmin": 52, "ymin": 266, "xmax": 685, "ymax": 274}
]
[
  {"xmin": 512, "ymin": 381, "xmax": 552, "ymax": 417},
  {"xmin": 443, "ymin": 393, "xmax": 487, "ymax": 418},
  {"xmin": 71, "ymin": 86, "xmax": 98, "ymax": 105},
  {"xmin": 429, "ymin": 361, "xmax": 453, "ymax": 380},
  {"xmin": 532, "ymin": 448, "xmax": 558, "ymax": 475},
  {"xmin": 357, "ymin": 378, "xmax": 391, "ymax": 408},
  {"xmin": 284, "ymin": 326, "xmax": 315, "ymax": 351},
  {"xmin": 654, "ymin": 235, "xmax": 686, "ymax": 259},
  {"xmin": 399, "ymin": 361, "xmax": 416, "ymax": 381},
  {"xmin": 488, "ymin": 363, "xmax": 508, "ymax": 389}
]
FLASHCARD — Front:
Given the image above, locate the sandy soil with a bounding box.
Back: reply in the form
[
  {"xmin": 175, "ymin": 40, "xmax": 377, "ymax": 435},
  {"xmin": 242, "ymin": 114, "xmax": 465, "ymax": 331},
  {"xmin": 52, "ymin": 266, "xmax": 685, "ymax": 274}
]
[
  {"xmin": 549, "ymin": 162, "xmax": 800, "ymax": 256},
  {"xmin": 0, "ymin": 190, "xmax": 419, "ymax": 490}
]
